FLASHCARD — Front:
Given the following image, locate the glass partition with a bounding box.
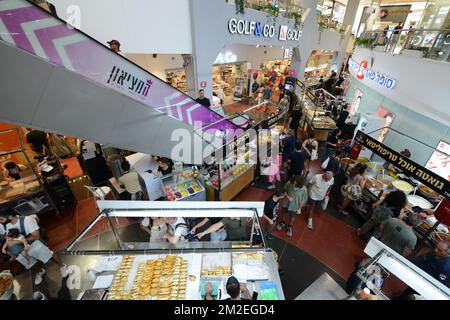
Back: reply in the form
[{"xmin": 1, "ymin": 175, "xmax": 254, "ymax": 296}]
[{"xmin": 65, "ymin": 205, "xmax": 266, "ymax": 254}]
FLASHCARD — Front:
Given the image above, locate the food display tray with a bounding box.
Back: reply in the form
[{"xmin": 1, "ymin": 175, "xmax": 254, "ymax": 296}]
[{"xmin": 201, "ymin": 253, "xmax": 232, "ymax": 278}]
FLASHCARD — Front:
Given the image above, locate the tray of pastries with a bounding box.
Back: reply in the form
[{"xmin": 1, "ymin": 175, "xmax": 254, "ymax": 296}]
[
  {"xmin": 107, "ymin": 256, "xmax": 135, "ymax": 300},
  {"xmin": 201, "ymin": 252, "xmax": 232, "ymax": 277}
]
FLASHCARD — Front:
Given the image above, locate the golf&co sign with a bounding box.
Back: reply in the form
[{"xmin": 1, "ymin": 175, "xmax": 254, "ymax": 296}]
[{"xmin": 228, "ymin": 18, "xmax": 301, "ymax": 41}]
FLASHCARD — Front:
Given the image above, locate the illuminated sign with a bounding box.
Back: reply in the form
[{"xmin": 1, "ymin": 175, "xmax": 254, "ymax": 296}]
[
  {"xmin": 214, "ymin": 51, "xmax": 237, "ymax": 64},
  {"xmin": 349, "ymin": 58, "xmax": 396, "ymax": 89},
  {"xmin": 228, "ymin": 18, "xmax": 301, "ymax": 41}
]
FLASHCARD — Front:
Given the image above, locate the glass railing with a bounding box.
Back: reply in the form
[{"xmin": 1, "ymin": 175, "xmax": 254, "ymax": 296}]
[
  {"xmin": 355, "ymin": 29, "xmax": 450, "ymax": 62},
  {"xmin": 317, "ymin": 13, "xmax": 348, "ymax": 34},
  {"xmin": 226, "ymin": 0, "xmax": 306, "ymax": 25}
]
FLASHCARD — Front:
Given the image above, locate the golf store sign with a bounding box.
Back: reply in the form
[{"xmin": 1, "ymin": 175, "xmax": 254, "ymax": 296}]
[{"xmin": 228, "ymin": 18, "xmax": 302, "ymax": 41}]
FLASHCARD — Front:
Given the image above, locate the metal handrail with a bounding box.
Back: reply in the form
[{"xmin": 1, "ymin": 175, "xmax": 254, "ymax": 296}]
[{"xmin": 356, "ymin": 28, "xmax": 450, "ymax": 62}]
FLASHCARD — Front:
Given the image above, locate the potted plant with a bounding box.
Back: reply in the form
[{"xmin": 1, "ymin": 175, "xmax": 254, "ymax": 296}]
[
  {"xmin": 266, "ymin": 3, "xmax": 279, "ymax": 23},
  {"xmin": 290, "ymin": 11, "xmax": 303, "ymax": 29},
  {"xmin": 234, "ymin": 0, "xmax": 245, "ymax": 15}
]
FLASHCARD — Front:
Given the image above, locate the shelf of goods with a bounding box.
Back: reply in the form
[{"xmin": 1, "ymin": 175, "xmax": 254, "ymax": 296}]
[
  {"xmin": 348, "ymin": 158, "xmax": 449, "ymax": 241},
  {"xmin": 206, "ymin": 151, "xmax": 255, "ymax": 201},
  {"xmin": 162, "ymin": 169, "xmax": 205, "ymax": 202},
  {"xmin": 82, "ymin": 251, "xmax": 284, "ymax": 300}
]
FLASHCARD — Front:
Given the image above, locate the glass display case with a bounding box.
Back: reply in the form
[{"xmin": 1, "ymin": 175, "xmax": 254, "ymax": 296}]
[
  {"xmin": 205, "ymin": 134, "xmax": 257, "ymax": 201},
  {"xmin": 64, "ymin": 200, "xmax": 285, "ymax": 301},
  {"xmin": 161, "ymin": 167, "xmax": 205, "ymax": 202},
  {"xmin": 0, "ymin": 128, "xmax": 57, "ymax": 215}
]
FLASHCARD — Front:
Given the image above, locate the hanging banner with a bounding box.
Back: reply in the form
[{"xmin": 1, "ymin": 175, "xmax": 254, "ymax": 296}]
[
  {"xmin": 355, "ymin": 130, "xmax": 450, "ymax": 198},
  {"xmin": 260, "ymin": 106, "xmax": 289, "ymax": 129}
]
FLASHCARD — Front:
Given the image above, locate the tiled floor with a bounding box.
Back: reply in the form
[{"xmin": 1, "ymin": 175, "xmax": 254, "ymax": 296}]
[{"xmin": 0, "ymin": 128, "xmax": 403, "ymax": 299}]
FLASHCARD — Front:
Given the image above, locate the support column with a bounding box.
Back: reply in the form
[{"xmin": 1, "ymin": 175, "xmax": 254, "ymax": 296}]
[
  {"xmin": 182, "ymin": 54, "xmax": 197, "ymax": 98},
  {"xmin": 343, "ymin": 0, "xmax": 361, "ymax": 27}
]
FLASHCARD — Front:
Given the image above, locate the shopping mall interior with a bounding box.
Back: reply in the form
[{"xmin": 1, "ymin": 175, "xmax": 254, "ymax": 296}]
[{"xmin": 0, "ymin": 0, "xmax": 449, "ymax": 302}]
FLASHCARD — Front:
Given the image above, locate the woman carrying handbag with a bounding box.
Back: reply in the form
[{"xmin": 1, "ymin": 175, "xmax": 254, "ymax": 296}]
[{"xmin": 302, "ymin": 133, "xmax": 319, "ymax": 173}]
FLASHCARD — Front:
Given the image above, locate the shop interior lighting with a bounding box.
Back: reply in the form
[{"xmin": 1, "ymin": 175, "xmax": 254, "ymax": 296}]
[{"xmin": 105, "ymin": 209, "xmax": 255, "ymax": 218}]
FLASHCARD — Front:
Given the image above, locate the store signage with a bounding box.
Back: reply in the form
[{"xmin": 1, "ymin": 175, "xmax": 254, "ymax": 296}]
[
  {"xmin": 283, "ymin": 48, "xmax": 292, "ymax": 59},
  {"xmin": 426, "ymin": 141, "xmax": 450, "ymax": 182},
  {"xmin": 348, "ymin": 59, "xmax": 396, "ymax": 89},
  {"xmin": 107, "ymin": 65, "xmax": 153, "ymax": 97},
  {"xmin": 200, "ymin": 81, "xmax": 207, "ymax": 88},
  {"xmin": 261, "ymin": 106, "xmax": 289, "ymax": 129},
  {"xmin": 355, "ymin": 130, "xmax": 450, "ymax": 198},
  {"xmin": 214, "ymin": 51, "xmax": 237, "ymax": 64},
  {"xmin": 288, "ymin": 69, "xmax": 296, "ymax": 76},
  {"xmin": 228, "ymin": 18, "xmax": 301, "ymax": 41}
]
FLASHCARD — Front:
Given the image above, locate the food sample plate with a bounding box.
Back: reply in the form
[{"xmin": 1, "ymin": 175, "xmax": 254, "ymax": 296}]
[{"xmin": 407, "ymin": 195, "xmax": 433, "ymax": 210}]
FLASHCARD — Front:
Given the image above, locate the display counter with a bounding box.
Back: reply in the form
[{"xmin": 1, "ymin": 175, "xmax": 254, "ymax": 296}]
[
  {"xmin": 74, "ymin": 250, "xmax": 283, "ymax": 300},
  {"xmin": 303, "ymin": 108, "xmax": 337, "ymax": 142},
  {"xmin": 0, "ymin": 173, "xmax": 55, "ymax": 215},
  {"xmin": 65, "ymin": 200, "xmax": 284, "ymax": 300},
  {"xmin": 345, "ymin": 159, "xmax": 449, "ymax": 244},
  {"xmin": 161, "ymin": 167, "xmax": 205, "ymax": 202}
]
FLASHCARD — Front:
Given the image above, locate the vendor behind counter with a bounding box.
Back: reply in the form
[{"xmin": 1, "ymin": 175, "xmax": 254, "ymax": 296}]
[
  {"xmin": 2, "ymin": 162, "xmax": 27, "ymax": 181},
  {"xmin": 383, "ymin": 149, "xmax": 411, "ymax": 177}
]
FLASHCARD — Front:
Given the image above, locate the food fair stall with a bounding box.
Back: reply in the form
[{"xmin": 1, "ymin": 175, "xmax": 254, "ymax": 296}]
[
  {"xmin": 347, "ymin": 131, "xmax": 450, "ymax": 246},
  {"xmin": 205, "ymin": 131, "xmax": 257, "ymax": 201},
  {"xmin": 64, "ymin": 200, "xmax": 285, "ymax": 301},
  {"xmin": 0, "ymin": 129, "xmax": 57, "ymax": 215}
]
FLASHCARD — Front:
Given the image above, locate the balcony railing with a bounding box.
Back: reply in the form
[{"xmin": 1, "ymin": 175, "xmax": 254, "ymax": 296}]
[
  {"xmin": 355, "ymin": 29, "xmax": 450, "ymax": 62},
  {"xmin": 317, "ymin": 13, "xmax": 348, "ymax": 34}
]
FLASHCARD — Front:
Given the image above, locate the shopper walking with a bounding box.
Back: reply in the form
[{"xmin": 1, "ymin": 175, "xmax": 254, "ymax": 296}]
[
  {"xmin": 196, "ymin": 89, "xmax": 211, "ymax": 107},
  {"xmin": 281, "ymin": 129, "xmax": 296, "ymax": 165},
  {"xmin": 263, "ymin": 84, "xmax": 273, "ymax": 101},
  {"xmin": 277, "ymin": 176, "xmax": 308, "ymax": 237},
  {"xmin": 307, "ymin": 172, "xmax": 334, "ymax": 230},
  {"xmin": 107, "ymin": 40, "xmax": 124, "ymax": 56},
  {"xmin": 288, "ymin": 105, "xmax": 302, "ymax": 140},
  {"xmin": 301, "ymin": 132, "xmax": 319, "ymax": 173},
  {"xmin": 262, "ymin": 190, "xmax": 286, "ymax": 239},
  {"xmin": 287, "ymin": 142, "xmax": 308, "ymax": 178}
]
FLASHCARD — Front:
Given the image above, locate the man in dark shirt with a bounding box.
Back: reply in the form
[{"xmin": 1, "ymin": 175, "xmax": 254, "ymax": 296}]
[
  {"xmin": 395, "ymin": 241, "xmax": 449, "ymax": 299},
  {"xmin": 26, "ymin": 129, "xmax": 49, "ymax": 155},
  {"xmin": 263, "ymin": 190, "xmax": 286, "ymax": 239},
  {"xmin": 413, "ymin": 241, "xmax": 449, "ymax": 287},
  {"xmin": 336, "ymin": 104, "xmax": 349, "ymax": 130},
  {"xmin": 325, "ymin": 150, "xmax": 342, "ymax": 177},
  {"xmin": 195, "ymin": 89, "xmax": 211, "ymax": 107},
  {"xmin": 288, "ymin": 105, "xmax": 302, "ymax": 140},
  {"xmin": 323, "ymin": 129, "xmax": 341, "ymax": 160},
  {"xmin": 287, "ymin": 143, "xmax": 308, "ymax": 177},
  {"xmin": 282, "ymin": 129, "xmax": 296, "ymax": 163},
  {"xmin": 285, "ymin": 86, "xmax": 298, "ymax": 112}
]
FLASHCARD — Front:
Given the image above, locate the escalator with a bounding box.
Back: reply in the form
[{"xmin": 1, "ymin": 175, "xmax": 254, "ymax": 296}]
[{"xmin": 0, "ymin": 0, "xmax": 244, "ymax": 164}]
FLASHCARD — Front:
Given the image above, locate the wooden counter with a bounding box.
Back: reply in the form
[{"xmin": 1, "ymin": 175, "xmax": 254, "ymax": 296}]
[{"xmin": 206, "ymin": 165, "xmax": 255, "ymax": 201}]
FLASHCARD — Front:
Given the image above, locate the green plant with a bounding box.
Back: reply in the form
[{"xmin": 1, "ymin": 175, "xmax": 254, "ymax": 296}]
[
  {"xmin": 318, "ymin": 21, "xmax": 327, "ymax": 32},
  {"xmin": 266, "ymin": 3, "xmax": 279, "ymax": 23},
  {"xmin": 290, "ymin": 11, "xmax": 303, "ymax": 29},
  {"xmin": 354, "ymin": 37, "xmax": 374, "ymax": 48},
  {"xmin": 339, "ymin": 26, "xmax": 347, "ymax": 42},
  {"xmin": 235, "ymin": 0, "xmax": 245, "ymax": 15}
]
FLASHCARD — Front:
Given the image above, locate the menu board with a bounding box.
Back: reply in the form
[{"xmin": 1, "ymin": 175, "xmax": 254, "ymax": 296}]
[{"xmin": 426, "ymin": 141, "xmax": 450, "ymax": 182}]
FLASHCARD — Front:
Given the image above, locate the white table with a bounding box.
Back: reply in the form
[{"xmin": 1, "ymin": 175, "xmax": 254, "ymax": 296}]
[{"xmin": 125, "ymin": 153, "xmax": 164, "ymax": 201}]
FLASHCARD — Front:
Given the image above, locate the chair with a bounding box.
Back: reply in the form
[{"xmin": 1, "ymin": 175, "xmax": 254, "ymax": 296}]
[{"xmin": 84, "ymin": 185, "xmax": 116, "ymax": 207}]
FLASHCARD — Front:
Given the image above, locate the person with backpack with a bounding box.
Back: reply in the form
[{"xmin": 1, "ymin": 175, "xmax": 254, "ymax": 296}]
[
  {"xmin": 357, "ymin": 190, "xmax": 408, "ymax": 239},
  {"xmin": 163, "ymin": 217, "xmax": 189, "ymax": 245},
  {"xmin": 339, "ymin": 163, "xmax": 368, "ymax": 215},
  {"xmin": 0, "ymin": 211, "xmax": 69, "ymax": 285}
]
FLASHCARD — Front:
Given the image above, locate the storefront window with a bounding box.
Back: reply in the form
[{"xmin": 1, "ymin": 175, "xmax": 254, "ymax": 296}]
[
  {"xmin": 317, "ymin": 0, "xmax": 347, "ymax": 24},
  {"xmin": 420, "ymin": 0, "xmax": 450, "ymax": 29}
]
